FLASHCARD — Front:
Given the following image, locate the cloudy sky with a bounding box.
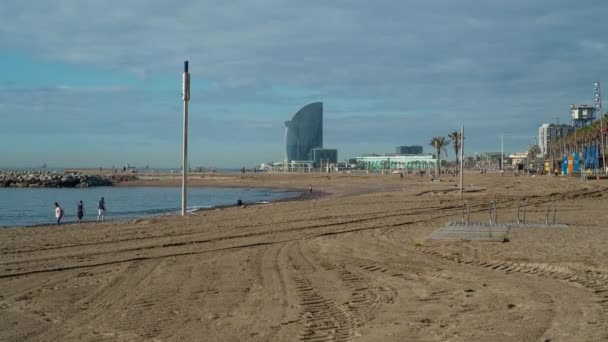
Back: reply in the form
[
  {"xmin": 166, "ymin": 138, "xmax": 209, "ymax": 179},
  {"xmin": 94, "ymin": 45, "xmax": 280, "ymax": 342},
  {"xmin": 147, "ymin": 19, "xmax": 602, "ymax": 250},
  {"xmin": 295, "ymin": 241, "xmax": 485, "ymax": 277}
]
[{"xmin": 1, "ymin": 0, "xmax": 607, "ymax": 168}]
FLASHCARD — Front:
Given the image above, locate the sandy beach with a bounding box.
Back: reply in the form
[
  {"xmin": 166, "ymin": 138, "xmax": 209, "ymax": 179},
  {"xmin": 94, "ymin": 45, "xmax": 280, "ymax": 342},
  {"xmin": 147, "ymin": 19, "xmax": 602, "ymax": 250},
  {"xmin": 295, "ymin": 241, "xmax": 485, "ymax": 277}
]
[{"xmin": 2, "ymin": 172, "xmax": 608, "ymax": 341}]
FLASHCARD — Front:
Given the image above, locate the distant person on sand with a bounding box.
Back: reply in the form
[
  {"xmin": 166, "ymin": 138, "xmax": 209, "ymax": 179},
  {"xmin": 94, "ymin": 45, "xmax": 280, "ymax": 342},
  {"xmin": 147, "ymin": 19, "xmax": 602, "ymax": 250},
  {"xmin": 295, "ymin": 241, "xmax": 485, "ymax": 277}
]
[
  {"xmin": 54, "ymin": 202, "xmax": 64, "ymax": 226},
  {"xmin": 309, "ymin": 184, "xmax": 313, "ymax": 193},
  {"xmin": 97, "ymin": 197, "xmax": 106, "ymax": 223},
  {"xmin": 77, "ymin": 200, "xmax": 85, "ymax": 223}
]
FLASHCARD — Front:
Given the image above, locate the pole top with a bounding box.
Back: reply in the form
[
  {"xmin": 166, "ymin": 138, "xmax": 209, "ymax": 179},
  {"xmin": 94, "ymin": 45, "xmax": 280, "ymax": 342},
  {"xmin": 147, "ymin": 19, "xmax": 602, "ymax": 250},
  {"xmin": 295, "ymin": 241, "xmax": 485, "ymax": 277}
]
[{"xmin": 184, "ymin": 60, "xmax": 189, "ymax": 73}]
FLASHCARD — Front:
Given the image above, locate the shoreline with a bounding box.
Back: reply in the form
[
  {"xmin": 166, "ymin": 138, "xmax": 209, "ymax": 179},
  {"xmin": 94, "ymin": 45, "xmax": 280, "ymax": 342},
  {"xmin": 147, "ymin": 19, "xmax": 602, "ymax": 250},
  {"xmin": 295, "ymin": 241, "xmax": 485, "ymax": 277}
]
[{"xmin": 0, "ymin": 184, "xmax": 328, "ymax": 229}]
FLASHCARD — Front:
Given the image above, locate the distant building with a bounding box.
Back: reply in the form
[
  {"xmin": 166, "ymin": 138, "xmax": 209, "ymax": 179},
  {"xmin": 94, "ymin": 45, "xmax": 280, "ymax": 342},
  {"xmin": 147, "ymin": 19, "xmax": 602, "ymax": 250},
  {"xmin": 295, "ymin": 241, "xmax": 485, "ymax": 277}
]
[
  {"xmin": 285, "ymin": 102, "xmax": 323, "ymax": 162},
  {"xmin": 474, "ymin": 152, "xmax": 506, "ymax": 170},
  {"xmin": 509, "ymin": 152, "xmax": 528, "ymax": 166},
  {"xmin": 311, "ymin": 148, "xmax": 338, "ymax": 166},
  {"xmin": 356, "ymin": 154, "xmax": 436, "ymax": 170},
  {"xmin": 570, "ymin": 104, "xmax": 596, "ymax": 129},
  {"xmin": 395, "ymin": 145, "xmax": 423, "ymax": 155},
  {"xmin": 538, "ymin": 123, "xmax": 574, "ymax": 156},
  {"xmin": 477, "ymin": 152, "xmax": 504, "ymax": 161}
]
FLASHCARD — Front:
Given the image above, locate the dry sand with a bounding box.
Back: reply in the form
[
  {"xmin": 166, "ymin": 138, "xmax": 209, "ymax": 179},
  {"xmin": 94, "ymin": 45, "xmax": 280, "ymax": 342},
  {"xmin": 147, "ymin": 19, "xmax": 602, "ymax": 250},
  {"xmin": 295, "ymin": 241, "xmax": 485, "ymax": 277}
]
[{"xmin": 2, "ymin": 172, "xmax": 608, "ymax": 341}]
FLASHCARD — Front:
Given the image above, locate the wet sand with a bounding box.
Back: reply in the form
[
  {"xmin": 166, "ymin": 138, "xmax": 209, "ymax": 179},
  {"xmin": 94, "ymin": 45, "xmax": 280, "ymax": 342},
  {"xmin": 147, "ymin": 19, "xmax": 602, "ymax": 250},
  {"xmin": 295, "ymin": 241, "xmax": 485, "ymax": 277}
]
[{"xmin": 2, "ymin": 172, "xmax": 608, "ymax": 341}]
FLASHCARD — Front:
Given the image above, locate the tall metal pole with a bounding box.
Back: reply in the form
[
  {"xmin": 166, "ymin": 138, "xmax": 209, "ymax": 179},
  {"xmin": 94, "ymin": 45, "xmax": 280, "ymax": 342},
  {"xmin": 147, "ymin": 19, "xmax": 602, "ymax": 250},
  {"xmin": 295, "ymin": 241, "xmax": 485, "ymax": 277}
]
[
  {"xmin": 182, "ymin": 61, "xmax": 190, "ymax": 216},
  {"xmin": 284, "ymin": 125, "xmax": 289, "ymax": 173},
  {"xmin": 501, "ymin": 134, "xmax": 504, "ymax": 171},
  {"xmin": 460, "ymin": 125, "xmax": 464, "ymax": 199},
  {"xmin": 596, "ymin": 81, "xmax": 606, "ymax": 175}
]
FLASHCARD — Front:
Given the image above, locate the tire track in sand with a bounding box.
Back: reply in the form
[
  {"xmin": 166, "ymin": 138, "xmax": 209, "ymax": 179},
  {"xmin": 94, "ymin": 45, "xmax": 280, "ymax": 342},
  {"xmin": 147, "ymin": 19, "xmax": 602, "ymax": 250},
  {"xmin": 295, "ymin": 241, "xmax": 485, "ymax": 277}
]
[
  {"xmin": 292, "ymin": 273, "xmax": 355, "ymax": 342},
  {"xmin": 108, "ymin": 259, "xmax": 192, "ymax": 341},
  {"xmin": 414, "ymin": 245, "xmax": 608, "ymax": 341},
  {"xmin": 19, "ymin": 259, "xmax": 162, "ymax": 342},
  {"xmin": 310, "ymin": 255, "xmax": 381, "ymax": 328},
  {"xmin": 287, "ymin": 241, "xmax": 357, "ymax": 342}
]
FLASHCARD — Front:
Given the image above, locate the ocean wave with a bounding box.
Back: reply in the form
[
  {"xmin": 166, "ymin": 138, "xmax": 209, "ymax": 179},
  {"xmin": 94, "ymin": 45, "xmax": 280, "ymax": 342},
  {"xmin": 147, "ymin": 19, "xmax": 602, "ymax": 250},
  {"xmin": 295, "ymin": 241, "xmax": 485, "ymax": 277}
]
[{"xmin": 187, "ymin": 205, "xmax": 213, "ymax": 213}]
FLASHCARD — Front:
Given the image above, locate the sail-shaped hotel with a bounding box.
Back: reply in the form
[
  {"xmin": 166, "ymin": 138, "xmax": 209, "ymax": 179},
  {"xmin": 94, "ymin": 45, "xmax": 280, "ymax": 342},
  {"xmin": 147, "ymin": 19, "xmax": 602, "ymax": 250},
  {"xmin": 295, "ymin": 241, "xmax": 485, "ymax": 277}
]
[{"xmin": 284, "ymin": 102, "xmax": 324, "ymax": 162}]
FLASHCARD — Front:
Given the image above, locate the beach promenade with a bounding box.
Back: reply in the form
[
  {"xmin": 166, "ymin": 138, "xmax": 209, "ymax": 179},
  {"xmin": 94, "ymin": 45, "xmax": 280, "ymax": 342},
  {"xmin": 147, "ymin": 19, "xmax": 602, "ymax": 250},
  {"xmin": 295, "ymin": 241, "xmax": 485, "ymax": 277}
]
[{"xmin": 1, "ymin": 173, "xmax": 608, "ymax": 341}]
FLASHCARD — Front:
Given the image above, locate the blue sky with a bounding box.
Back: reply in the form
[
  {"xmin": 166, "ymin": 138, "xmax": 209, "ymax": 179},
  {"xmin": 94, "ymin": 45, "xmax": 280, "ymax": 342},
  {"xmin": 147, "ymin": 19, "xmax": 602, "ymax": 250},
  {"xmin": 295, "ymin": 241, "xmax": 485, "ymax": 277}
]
[{"xmin": 1, "ymin": 0, "xmax": 608, "ymax": 168}]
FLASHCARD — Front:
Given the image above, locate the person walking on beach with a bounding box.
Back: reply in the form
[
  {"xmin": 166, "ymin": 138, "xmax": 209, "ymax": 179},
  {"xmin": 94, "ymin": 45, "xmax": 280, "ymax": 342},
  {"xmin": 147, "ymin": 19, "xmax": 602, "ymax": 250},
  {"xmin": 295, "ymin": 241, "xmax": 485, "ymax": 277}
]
[
  {"xmin": 54, "ymin": 202, "xmax": 64, "ymax": 226},
  {"xmin": 97, "ymin": 197, "xmax": 106, "ymax": 223},
  {"xmin": 77, "ymin": 200, "xmax": 85, "ymax": 223}
]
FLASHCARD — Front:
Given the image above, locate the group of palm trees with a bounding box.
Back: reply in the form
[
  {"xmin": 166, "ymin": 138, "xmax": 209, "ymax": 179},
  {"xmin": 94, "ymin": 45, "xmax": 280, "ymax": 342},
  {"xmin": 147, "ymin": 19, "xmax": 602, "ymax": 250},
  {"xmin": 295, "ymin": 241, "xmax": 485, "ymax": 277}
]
[
  {"xmin": 545, "ymin": 114, "xmax": 608, "ymax": 172},
  {"xmin": 429, "ymin": 131, "xmax": 463, "ymax": 177},
  {"xmin": 428, "ymin": 116, "xmax": 608, "ymax": 177}
]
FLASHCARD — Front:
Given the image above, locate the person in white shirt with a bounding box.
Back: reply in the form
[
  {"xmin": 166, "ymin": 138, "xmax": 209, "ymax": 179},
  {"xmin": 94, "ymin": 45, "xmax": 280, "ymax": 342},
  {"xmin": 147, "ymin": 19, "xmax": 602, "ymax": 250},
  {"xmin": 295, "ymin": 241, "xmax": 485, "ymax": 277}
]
[{"xmin": 54, "ymin": 202, "xmax": 63, "ymax": 226}]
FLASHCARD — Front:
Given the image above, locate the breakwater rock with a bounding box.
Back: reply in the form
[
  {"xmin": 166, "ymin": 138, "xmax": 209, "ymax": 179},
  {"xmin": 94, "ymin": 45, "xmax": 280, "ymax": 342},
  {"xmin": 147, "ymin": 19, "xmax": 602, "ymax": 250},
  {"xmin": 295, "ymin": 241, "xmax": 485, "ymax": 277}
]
[{"xmin": 0, "ymin": 171, "xmax": 115, "ymax": 188}]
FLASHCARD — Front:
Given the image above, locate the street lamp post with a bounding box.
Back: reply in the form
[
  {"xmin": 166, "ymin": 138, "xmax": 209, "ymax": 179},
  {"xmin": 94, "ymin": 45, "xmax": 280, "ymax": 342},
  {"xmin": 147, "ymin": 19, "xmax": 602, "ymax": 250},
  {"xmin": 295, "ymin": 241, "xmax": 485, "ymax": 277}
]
[
  {"xmin": 181, "ymin": 61, "xmax": 190, "ymax": 216},
  {"xmin": 570, "ymin": 103, "xmax": 582, "ymax": 176},
  {"xmin": 500, "ymin": 134, "xmax": 504, "ymax": 172},
  {"xmin": 595, "ymin": 81, "xmax": 606, "ymax": 175},
  {"xmin": 571, "ymin": 104, "xmax": 578, "ymax": 153},
  {"xmin": 459, "ymin": 125, "xmax": 464, "ymax": 199}
]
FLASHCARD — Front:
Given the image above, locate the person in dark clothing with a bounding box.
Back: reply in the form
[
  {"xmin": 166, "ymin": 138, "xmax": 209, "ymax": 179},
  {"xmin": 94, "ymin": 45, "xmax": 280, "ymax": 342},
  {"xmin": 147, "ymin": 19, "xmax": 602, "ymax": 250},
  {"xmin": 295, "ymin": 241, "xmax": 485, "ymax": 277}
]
[
  {"xmin": 77, "ymin": 200, "xmax": 85, "ymax": 223},
  {"xmin": 97, "ymin": 197, "xmax": 106, "ymax": 223}
]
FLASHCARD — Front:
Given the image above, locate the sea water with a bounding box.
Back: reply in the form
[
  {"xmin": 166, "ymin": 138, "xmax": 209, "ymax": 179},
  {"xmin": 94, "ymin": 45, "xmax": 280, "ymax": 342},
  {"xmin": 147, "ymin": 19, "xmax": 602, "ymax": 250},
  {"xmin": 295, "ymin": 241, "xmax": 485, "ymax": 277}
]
[{"xmin": 0, "ymin": 187, "xmax": 299, "ymax": 227}]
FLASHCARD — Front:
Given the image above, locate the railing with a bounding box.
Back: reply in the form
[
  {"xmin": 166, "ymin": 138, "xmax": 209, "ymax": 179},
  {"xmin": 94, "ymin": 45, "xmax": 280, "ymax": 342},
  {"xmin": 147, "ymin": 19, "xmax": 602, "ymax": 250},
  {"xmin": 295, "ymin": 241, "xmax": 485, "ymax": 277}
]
[
  {"xmin": 545, "ymin": 200, "xmax": 556, "ymax": 225},
  {"xmin": 489, "ymin": 201, "xmax": 498, "ymax": 225},
  {"xmin": 488, "ymin": 201, "xmax": 497, "ymax": 238},
  {"xmin": 517, "ymin": 200, "xmax": 526, "ymax": 224},
  {"xmin": 461, "ymin": 200, "xmax": 470, "ymax": 224}
]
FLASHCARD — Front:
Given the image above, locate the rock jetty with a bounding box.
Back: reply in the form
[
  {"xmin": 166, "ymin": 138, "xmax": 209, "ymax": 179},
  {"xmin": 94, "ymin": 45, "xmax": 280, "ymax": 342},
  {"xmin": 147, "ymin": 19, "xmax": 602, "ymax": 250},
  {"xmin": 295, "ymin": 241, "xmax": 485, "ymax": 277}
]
[{"xmin": 0, "ymin": 171, "xmax": 114, "ymax": 188}]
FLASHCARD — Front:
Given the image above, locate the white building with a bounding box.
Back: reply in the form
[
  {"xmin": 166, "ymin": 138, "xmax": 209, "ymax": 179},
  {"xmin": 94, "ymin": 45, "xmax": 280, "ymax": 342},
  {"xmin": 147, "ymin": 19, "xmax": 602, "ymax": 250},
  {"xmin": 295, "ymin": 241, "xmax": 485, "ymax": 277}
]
[
  {"xmin": 509, "ymin": 152, "xmax": 528, "ymax": 166},
  {"xmin": 538, "ymin": 123, "xmax": 574, "ymax": 157},
  {"xmin": 570, "ymin": 104, "xmax": 596, "ymax": 129}
]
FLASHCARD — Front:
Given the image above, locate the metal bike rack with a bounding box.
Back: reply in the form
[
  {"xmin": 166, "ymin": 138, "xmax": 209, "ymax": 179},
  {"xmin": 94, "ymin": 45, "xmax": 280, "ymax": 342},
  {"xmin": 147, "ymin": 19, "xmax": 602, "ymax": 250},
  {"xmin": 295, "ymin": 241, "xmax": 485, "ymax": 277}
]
[
  {"xmin": 431, "ymin": 199, "xmax": 566, "ymax": 241},
  {"xmin": 488, "ymin": 201, "xmax": 498, "ymax": 238},
  {"xmin": 517, "ymin": 200, "xmax": 526, "ymax": 224},
  {"xmin": 461, "ymin": 200, "xmax": 470, "ymax": 224},
  {"xmin": 545, "ymin": 200, "xmax": 556, "ymax": 225},
  {"xmin": 489, "ymin": 201, "xmax": 498, "ymax": 225}
]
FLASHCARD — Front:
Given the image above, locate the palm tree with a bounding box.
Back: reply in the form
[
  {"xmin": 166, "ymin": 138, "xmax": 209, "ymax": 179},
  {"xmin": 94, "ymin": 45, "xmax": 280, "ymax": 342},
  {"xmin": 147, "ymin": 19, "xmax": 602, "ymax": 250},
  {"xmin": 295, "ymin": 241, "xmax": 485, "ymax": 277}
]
[
  {"xmin": 527, "ymin": 144, "xmax": 541, "ymax": 172},
  {"xmin": 548, "ymin": 139, "xmax": 561, "ymax": 174},
  {"xmin": 448, "ymin": 131, "xmax": 463, "ymax": 165},
  {"xmin": 430, "ymin": 136, "xmax": 450, "ymax": 178}
]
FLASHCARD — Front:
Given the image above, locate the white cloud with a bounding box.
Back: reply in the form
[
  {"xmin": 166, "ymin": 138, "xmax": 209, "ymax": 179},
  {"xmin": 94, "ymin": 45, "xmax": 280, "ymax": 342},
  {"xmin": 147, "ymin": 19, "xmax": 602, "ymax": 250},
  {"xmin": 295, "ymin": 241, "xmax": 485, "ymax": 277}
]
[{"xmin": 2, "ymin": 0, "xmax": 608, "ymax": 166}]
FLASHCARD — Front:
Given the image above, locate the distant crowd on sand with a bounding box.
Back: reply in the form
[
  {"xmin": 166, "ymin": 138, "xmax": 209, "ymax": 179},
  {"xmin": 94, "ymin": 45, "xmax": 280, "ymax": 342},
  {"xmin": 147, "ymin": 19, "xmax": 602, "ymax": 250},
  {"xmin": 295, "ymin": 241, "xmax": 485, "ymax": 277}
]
[{"xmin": 53, "ymin": 197, "xmax": 106, "ymax": 226}]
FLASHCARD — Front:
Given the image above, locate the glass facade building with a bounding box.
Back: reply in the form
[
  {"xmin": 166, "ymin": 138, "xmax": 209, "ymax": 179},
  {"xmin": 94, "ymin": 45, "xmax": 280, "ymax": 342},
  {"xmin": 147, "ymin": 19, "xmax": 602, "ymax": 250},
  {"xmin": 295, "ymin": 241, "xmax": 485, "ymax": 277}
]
[
  {"xmin": 285, "ymin": 102, "xmax": 323, "ymax": 162},
  {"xmin": 311, "ymin": 148, "xmax": 338, "ymax": 166},
  {"xmin": 396, "ymin": 145, "xmax": 423, "ymax": 155}
]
